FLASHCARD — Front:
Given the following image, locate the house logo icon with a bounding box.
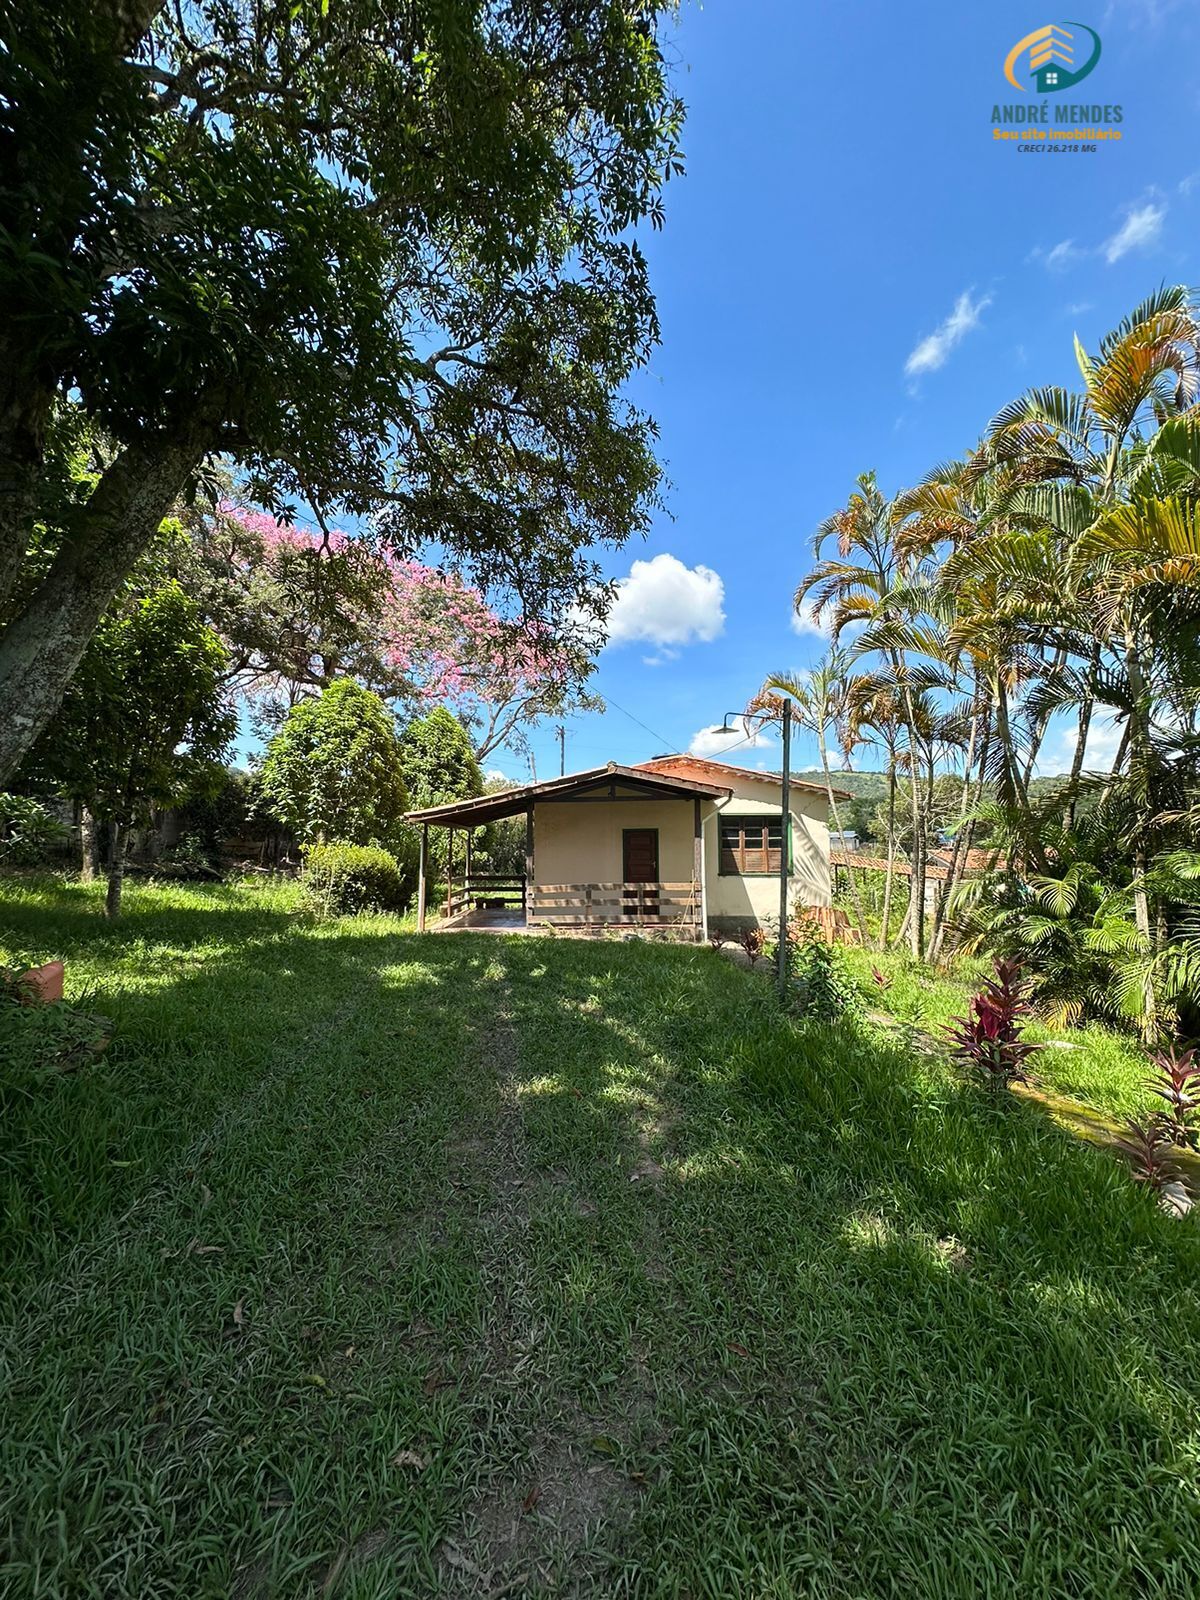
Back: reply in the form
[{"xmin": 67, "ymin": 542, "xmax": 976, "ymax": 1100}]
[{"xmin": 1004, "ymin": 23, "xmax": 1102, "ymax": 91}]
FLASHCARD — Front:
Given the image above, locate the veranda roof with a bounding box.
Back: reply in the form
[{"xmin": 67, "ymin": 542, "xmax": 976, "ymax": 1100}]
[{"xmin": 404, "ymin": 761, "xmax": 733, "ymax": 828}]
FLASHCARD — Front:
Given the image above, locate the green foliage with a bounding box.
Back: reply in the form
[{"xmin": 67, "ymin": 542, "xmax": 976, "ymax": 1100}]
[
  {"xmin": 399, "ymin": 705, "xmax": 483, "ymax": 872},
  {"xmin": 0, "ymin": 793, "xmax": 68, "ymax": 866},
  {"xmin": 800, "ymin": 287, "xmax": 1200, "ymax": 993},
  {"xmin": 400, "ymin": 707, "xmax": 483, "ymax": 809},
  {"xmin": 0, "ymin": 1, "xmax": 686, "ymax": 785},
  {"xmin": 944, "ymin": 958, "xmax": 1042, "ymax": 1091},
  {"xmin": 950, "ymin": 848, "xmax": 1117, "ymax": 1028},
  {"xmin": 258, "ymin": 680, "xmax": 410, "ymax": 851},
  {"xmin": 301, "ymin": 842, "xmax": 412, "ymax": 916},
  {"xmin": 21, "ymin": 582, "xmax": 233, "ymax": 828},
  {"xmin": 789, "ymin": 937, "xmax": 863, "ymax": 1024},
  {"xmin": 1, "ymin": 985, "xmax": 112, "ymax": 1085},
  {"xmin": 174, "ymin": 763, "xmax": 252, "ymax": 864}
]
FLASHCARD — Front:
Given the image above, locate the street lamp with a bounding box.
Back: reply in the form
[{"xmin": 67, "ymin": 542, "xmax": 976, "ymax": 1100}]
[{"xmin": 713, "ymin": 700, "xmax": 792, "ymax": 988}]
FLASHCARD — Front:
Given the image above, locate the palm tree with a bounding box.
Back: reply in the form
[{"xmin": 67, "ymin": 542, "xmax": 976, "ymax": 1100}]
[
  {"xmin": 756, "ymin": 651, "xmax": 873, "ymax": 944},
  {"xmin": 796, "ymin": 473, "xmax": 947, "ymax": 959},
  {"xmin": 844, "ymin": 676, "xmax": 904, "ymax": 942}
]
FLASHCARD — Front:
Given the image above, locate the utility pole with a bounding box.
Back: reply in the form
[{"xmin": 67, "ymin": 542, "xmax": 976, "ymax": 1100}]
[
  {"xmin": 715, "ymin": 705, "xmax": 793, "ymax": 991},
  {"xmin": 778, "ymin": 699, "xmax": 791, "ymax": 988},
  {"xmin": 557, "ymin": 724, "xmax": 566, "ymax": 776}
]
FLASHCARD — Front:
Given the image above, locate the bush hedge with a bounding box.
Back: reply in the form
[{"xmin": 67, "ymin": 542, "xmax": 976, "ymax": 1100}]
[{"xmin": 302, "ymin": 842, "xmax": 411, "ymax": 915}]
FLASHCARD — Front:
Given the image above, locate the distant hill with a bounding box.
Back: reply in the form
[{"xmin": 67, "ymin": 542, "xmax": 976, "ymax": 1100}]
[
  {"xmin": 797, "ymin": 769, "xmax": 1073, "ymax": 799},
  {"xmin": 795, "ymin": 769, "xmax": 888, "ymax": 800},
  {"xmin": 796, "ymin": 768, "xmax": 1075, "ymax": 839}
]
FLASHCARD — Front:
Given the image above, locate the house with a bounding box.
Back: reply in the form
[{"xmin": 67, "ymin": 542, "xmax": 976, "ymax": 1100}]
[{"xmin": 404, "ymin": 755, "xmax": 847, "ymax": 941}]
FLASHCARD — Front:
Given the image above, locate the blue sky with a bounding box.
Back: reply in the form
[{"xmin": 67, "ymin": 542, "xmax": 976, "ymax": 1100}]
[{"xmin": 502, "ymin": 0, "xmax": 1200, "ymax": 783}]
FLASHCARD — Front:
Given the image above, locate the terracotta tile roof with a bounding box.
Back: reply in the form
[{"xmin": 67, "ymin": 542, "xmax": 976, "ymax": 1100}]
[
  {"xmin": 635, "ymin": 754, "xmax": 850, "ymax": 801},
  {"xmin": 829, "ymin": 850, "xmax": 950, "ymax": 881},
  {"xmin": 405, "ymin": 761, "xmax": 731, "ymax": 826}
]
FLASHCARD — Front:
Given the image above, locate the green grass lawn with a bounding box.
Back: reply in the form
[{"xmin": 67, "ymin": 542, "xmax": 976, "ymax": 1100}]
[{"xmin": 3, "ymin": 876, "xmax": 1200, "ymax": 1598}]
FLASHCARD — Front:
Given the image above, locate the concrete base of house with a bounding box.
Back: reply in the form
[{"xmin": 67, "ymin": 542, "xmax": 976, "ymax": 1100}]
[
  {"xmin": 707, "ymin": 914, "xmax": 772, "ymax": 940},
  {"xmin": 432, "ymin": 906, "xmax": 703, "ymax": 942}
]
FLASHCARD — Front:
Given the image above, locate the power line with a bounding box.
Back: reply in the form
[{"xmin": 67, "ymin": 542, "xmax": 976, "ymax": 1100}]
[{"xmin": 602, "ymin": 693, "xmax": 675, "ymax": 753}]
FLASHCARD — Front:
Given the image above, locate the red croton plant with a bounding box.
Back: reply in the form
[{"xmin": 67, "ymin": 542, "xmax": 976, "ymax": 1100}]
[{"xmin": 945, "ymin": 959, "xmax": 1042, "ymax": 1091}]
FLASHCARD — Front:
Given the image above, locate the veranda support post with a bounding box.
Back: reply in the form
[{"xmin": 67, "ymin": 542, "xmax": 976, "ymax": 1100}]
[
  {"xmin": 417, "ymin": 824, "xmax": 428, "ymax": 932},
  {"xmin": 525, "ymin": 806, "xmax": 534, "ymax": 918},
  {"xmin": 693, "ymin": 795, "xmax": 705, "ymax": 943}
]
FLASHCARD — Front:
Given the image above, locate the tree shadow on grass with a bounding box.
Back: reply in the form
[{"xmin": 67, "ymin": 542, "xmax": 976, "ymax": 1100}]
[
  {"xmin": 487, "ymin": 935, "xmax": 1200, "ymax": 1596},
  {"xmin": 6, "ymin": 916, "xmax": 1200, "ymax": 1597},
  {"xmin": 0, "ymin": 872, "xmax": 311, "ymax": 962}
]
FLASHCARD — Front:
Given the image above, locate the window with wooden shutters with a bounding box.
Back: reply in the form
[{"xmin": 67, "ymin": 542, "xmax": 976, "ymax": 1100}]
[{"xmin": 719, "ymin": 814, "xmax": 783, "ymax": 875}]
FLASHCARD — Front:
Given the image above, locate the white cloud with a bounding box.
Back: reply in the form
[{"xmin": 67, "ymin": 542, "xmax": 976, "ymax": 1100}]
[
  {"xmin": 1045, "ymin": 239, "xmax": 1079, "ymax": 272},
  {"xmin": 1029, "ymin": 239, "xmax": 1079, "ymax": 272},
  {"xmin": 1039, "ymin": 715, "xmax": 1124, "ymax": 777},
  {"xmin": 641, "ymin": 646, "xmax": 680, "ymax": 668},
  {"xmin": 605, "ymin": 553, "xmax": 725, "ymax": 648},
  {"xmin": 904, "ymin": 290, "xmax": 992, "ymax": 377},
  {"xmin": 1065, "ymin": 300, "xmax": 1094, "ymax": 316},
  {"xmin": 791, "ymin": 602, "xmax": 831, "ymax": 639},
  {"xmin": 689, "ymin": 715, "xmax": 776, "ymax": 759},
  {"xmin": 1179, "ymin": 171, "xmax": 1200, "ymax": 196},
  {"xmin": 1102, "ymin": 201, "xmax": 1166, "ymax": 264}
]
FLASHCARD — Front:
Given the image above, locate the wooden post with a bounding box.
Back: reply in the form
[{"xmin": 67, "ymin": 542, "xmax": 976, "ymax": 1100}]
[
  {"xmin": 447, "ymin": 827, "xmax": 454, "ymax": 917},
  {"xmin": 417, "ymin": 824, "xmax": 427, "ymax": 931},
  {"xmin": 693, "ymin": 796, "xmax": 705, "ymax": 944},
  {"xmin": 524, "ymin": 807, "xmax": 534, "ymax": 925},
  {"xmin": 778, "ymin": 700, "xmax": 791, "ymax": 988}
]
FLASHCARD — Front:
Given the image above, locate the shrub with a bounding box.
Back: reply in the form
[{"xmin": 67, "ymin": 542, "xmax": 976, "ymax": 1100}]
[
  {"xmin": 1111, "ymin": 1047, "xmax": 1200, "ymax": 1212},
  {"xmin": 1114, "ymin": 1118, "xmax": 1183, "ymax": 1196},
  {"xmin": 740, "ymin": 926, "xmax": 767, "ymax": 966},
  {"xmin": 1147, "ymin": 1044, "xmax": 1200, "ymax": 1150},
  {"xmin": 302, "ymin": 842, "xmax": 410, "ymax": 916},
  {"xmin": 945, "ymin": 958, "xmax": 1041, "ymax": 1091},
  {"xmin": 0, "ymin": 794, "xmax": 68, "ymax": 866},
  {"xmin": 790, "ymin": 939, "xmax": 862, "ymax": 1024},
  {"xmin": 1, "ymin": 970, "xmax": 112, "ymax": 1079}
]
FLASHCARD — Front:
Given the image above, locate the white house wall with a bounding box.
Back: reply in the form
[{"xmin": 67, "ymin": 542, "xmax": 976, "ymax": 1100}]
[
  {"xmin": 704, "ymin": 774, "xmax": 831, "ymax": 929},
  {"xmin": 531, "ymin": 772, "xmax": 831, "ymax": 932},
  {"xmin": 533, "ymin": 789, "xmax": 697, "ymax": 887}
]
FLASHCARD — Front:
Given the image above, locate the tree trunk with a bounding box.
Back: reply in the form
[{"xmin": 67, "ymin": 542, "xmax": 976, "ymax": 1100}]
[
  {"xmin": 1124, "ymin": 624, "xmax": 1155, "ymax": 1034},
  {"xmin": 904, "ymin": 734, "xmax": 927, "ymax": 964},
  {"xmin": 818, "ymin": 725, "xmax": 870, "ymax": 942},
  {"xmin": 880, "ymin": 755, "xmax": 897, "ymax": 949},
  {"xmin": 80, "ymin": 805, "xmax": 99, "ymax": 882},
  {"xmin": 1064, "ymin": 696, "xmax": 1093, "ymax": 832},
  {"xmin": 929, "ymin": 703, "xmax": 982, "ymax": 965},
  {"xmin": 0, "ymin": 378, "xmax": 55, "ymax": 613},
  {"xmin": 105, "ymin": 820, "xmax": 127, "ymax": 919},
  {"xmin": 0, "ymin": 423, "xmax": 212, "ymax": 784},
  {"xmin": 894, "ymin": 671, "xmax": 926, "ymax": 963}
]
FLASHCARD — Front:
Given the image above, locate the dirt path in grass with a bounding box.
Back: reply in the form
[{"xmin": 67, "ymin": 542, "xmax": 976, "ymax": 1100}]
[{"xmin": 436, "ymin": 966, "xmax": 642, "ymax": 1598}]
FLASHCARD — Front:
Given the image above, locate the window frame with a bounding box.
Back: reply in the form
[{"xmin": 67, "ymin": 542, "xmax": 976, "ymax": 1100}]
[{"xmin": 717, "ymin": 811, "xmax": 791, "ymax": 878}]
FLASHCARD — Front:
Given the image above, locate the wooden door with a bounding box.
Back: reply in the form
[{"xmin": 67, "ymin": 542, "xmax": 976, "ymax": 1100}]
[{"xmin": 622, "ymin": 829, "xmax": 659, "ymax": 919}]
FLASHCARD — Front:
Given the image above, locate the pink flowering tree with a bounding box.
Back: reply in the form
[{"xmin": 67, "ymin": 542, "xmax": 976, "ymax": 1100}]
[{"xmin": 180, "ymin": 505, "xmax": 599, "ymax": 759}]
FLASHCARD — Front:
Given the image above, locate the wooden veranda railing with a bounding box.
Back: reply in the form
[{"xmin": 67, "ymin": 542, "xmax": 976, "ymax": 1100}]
[
  {"xmin": 445, "ymin": 873, "xmax": 527, "ymax": 918},
  {"xmin": 528, "ymin": 880, "xmax": 701, "ymax": 937}
]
